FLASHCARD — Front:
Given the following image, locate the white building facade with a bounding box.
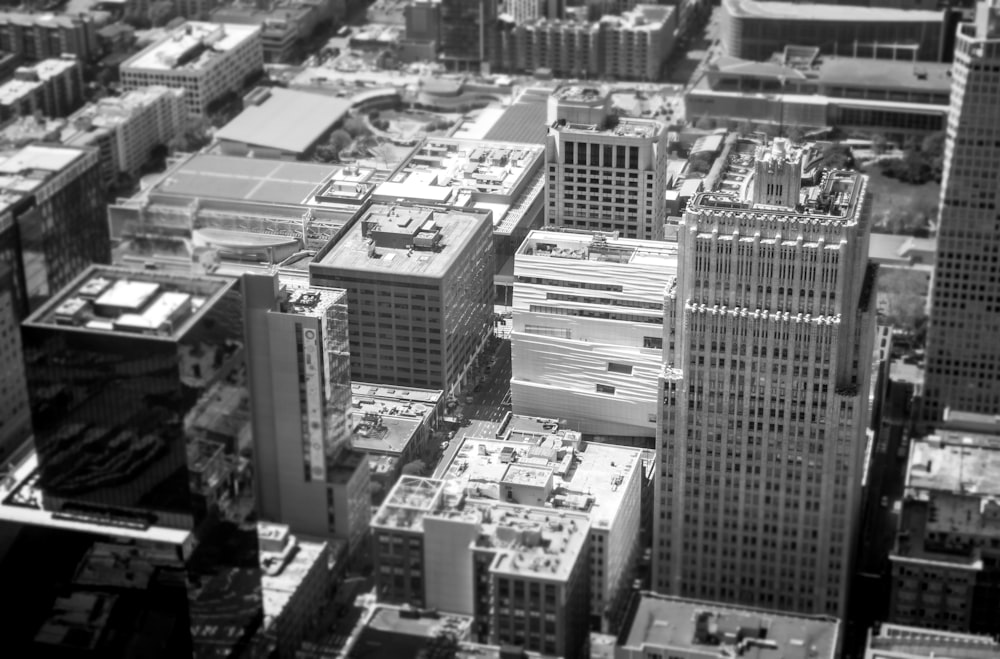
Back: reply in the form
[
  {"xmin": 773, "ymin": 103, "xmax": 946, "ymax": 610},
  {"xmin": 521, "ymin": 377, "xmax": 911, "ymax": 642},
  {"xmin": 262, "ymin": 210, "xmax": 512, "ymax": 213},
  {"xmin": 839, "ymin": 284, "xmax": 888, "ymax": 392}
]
[
  {"xmin": 510, "ymin": 230, "xmax": 676, "ymax": 443},
  {"xmin": 120, "ymin": 22, "xmax": 263, "ymax": 118}
]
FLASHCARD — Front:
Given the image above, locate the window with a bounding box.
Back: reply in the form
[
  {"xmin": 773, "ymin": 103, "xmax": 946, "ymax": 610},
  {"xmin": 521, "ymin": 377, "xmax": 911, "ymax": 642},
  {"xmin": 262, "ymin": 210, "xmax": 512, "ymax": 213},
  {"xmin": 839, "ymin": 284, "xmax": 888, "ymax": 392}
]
[
  {"xmin": 644, "ymin": 336, "xmax": 663, "ymax": 349},
  {"xmin": 608, "ymin": 362, "xmax": 633, "ymax": 375},
  {"xmin": 597, "ymin": 384, "xmax": 616, "ymax": 394}
]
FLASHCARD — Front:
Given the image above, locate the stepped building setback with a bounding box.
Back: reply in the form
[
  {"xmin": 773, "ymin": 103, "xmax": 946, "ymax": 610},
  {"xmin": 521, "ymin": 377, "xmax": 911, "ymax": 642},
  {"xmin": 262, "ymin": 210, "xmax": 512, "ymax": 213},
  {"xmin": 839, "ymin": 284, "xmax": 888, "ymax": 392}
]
[{"xmin": 655, "ymin": 137, "xmax": 877, "ymax": 619}]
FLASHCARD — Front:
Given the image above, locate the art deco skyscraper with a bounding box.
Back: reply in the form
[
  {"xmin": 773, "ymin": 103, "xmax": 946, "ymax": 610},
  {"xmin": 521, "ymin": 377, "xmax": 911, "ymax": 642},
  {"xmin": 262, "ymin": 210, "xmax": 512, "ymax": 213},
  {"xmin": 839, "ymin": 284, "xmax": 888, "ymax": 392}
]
[
  {"xmin": 654, "ymin": 139, "xmax": 877, "ymax": 619},
  {"xmin": 923, "ymin": 0, "xmax": 1000, "ymax": 421}
]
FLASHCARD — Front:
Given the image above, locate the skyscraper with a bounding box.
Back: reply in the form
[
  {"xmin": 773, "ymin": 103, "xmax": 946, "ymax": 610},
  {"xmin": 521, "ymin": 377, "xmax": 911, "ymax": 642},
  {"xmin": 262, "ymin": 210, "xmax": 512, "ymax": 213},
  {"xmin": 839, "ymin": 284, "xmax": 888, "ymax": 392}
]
[
  {"xmin": 654, "ymin": 138, "xmax": 877, "ymax": 619},
  {"xmin": 244, "ymin": 273, "xmax": 371, "ymax": 552},
  {"xmin": 7, "ymin": 265, "xmax": 263, "ymax": 656},
  {"xmin": 923, "ymin": 0, "xmax": 1000, "ymax": 421}
]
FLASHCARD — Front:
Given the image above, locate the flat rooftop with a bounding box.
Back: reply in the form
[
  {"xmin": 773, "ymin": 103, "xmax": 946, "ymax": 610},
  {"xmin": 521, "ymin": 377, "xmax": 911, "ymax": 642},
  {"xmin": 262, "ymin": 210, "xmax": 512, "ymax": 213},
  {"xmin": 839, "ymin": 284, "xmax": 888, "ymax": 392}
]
[
  {"xmin": 440, "ymin": 431, "xmax": 642, "ymax": 530},
  {"xmin": 124, "ymin": 22, "xmax": 260, "ymax": 72},
  {"xmin": 215, "ymin": 88, "xmax": 351, "ymax": 155},
  {"xmin": 601, "ymin": 4, "xmax": 674, "ymax": 29},
  {"xmin": 314, "ymin": 203, "xmax": 491, "ymax": 278},
  {"xmin": 261, "ymin": 535, "xmax": 327, "ymax": 627},
  {"xmin": 0, "ymin": 58, "xmax": 78, "ymax": 106},
  {"xmin": 153, "ymin": 153, "xmax": 353, "ymax": 206},
  {"xmin": 0, "ymin": 143, "xmax": 87, "ymax": 213},
  {"xmin": 483, "ymin": 87, "xmax": 550, "ymax": 145},
  {"xmin": 620, "ymin": 593, "xmax": 840, "ymax": 659},
  {"xmin": 519, "ymin": 229, "xmax": 679, "ymax": 267},
  {"xmin": 365, "ymin": 606, "xmax": 473, "ymax": 640},
  {"xmin": 280, "ymin": 278, "xmax": 346, "ymax": 319},
  {"xmin": 907, "ymin": 431, "xmax": 1000, "ymax": 496},
  {"xmin": 62, "ymin": 87, "xmax": 182, "ymax": 138},
  {"xmin": 24, "ymin": 265, "xmax": 232, "ymax": 341},
  {"xmin": 867, "ymin": 624, "xmax": 1000, "ymax": 659},
  {"xmin": 723, "ymin": 0, "xmax": 943, "ymax": 22},
  {"xmin": 351, "ymin": 382, "xmax": 442, "ymax": 455},
  {"xmin": 372, "ymin": 476, "xmax": 446, "ymax": 532}
]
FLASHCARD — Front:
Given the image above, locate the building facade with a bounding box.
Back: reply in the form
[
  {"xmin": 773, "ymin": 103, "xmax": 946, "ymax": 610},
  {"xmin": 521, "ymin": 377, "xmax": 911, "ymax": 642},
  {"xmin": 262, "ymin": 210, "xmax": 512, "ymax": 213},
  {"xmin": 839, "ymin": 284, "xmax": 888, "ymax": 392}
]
[
  {"xmin": 654, "ymin": 138, "xmax": 877, "ymax": 619},
  {"xmin": 510, "ymin": 230, "xmax": 677, "ymax": 443},
  {"xmin": 545, "ymin": 86, "xmax": 668, "ymax": 240},
  {"xmin": 12, "ymin": 265, "xmax": 265, "ymax": 656},
  {"xmin": 244, "ymin": 273, "xmax": 370, "ymax": 551},
  {"xmin": 0, "ymin": 12, "xmax": 101, "ymax": 64},
  {"xmin": 0, "ymin": 263, "xmax": 28, "ymax": 461},
  {"xmin": 923, "ymin": 0, "xmax": 1000, "ymax": 421},
  {"xmin": 600, "ymin": 5, "xmax": 676, "ymax": 82},
  {"xmin": 62, "ymin": 86, "xmax": 186, "ymax": 187},
  {"xmin": 510, "ymin": 19, "xmax": 602, "ymax": 78},
  {"xmin": 864, "ymin": 623, "xmax": 1000, "ymax": 659},
  {"xmin": 720, "ymin": 0, "xmax": 947, "ymax": 62},
  {"xmin": 120, "ymin": 22, "xmax": 264, "ymax": 118},
  {"xmin": 0, "ymin": 57, "xmax": 85, "ymax": 123},
  {"xmin": 310, "ymin": 203, "xmax": 494, "ymax": 396},
  {"xmin": 888, "ymin": 424, "xmax": 1000, "ymax": 634}
]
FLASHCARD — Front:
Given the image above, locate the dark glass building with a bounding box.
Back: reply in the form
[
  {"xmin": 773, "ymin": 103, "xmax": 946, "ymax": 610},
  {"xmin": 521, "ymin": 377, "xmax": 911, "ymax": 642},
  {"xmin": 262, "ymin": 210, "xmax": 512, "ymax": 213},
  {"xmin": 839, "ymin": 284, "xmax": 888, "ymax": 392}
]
[{"xmin": 3, "ymin": 265, "xmax": 262, "ymax": 658}]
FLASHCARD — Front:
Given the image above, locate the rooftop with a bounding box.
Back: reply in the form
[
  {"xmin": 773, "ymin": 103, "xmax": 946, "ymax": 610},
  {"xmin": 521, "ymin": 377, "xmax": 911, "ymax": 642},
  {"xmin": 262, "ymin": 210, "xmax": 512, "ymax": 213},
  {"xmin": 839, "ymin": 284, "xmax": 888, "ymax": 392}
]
[
  {"xmin": 62, "ymin": 87, "xmax": 183, "ymax": 140},
  {"xmin": 279, "ymin": 278, "xmax": 346, "ymax": 319},
  {"xmin": 723, "ymin": 0, "xmax": 943, "ymax": 22},
  {"xmin": 34, "ymin": 591, "xmax": 117, "ymax": 651},
  {"xmin": 518, "ymin": 229, "xmax": 679, "ymax": 267},
  {"xmin": 0, "ymin": 143, "xmax": 87, "ymax": 213},
  {"xmin": 260, "ymin": 526, "xmax": 328, "ymax": 627},
  {"xmin": 907, "ymin": 431, "xmax": 1000, "ymax": 497},
  {"xmin": 866, "ymin": 623, "xmax": 1000, "ymax": 659},
  {"xmin": 601, "ymin": 3, "xmax": 675, "ymax": 30},
  {"xmin": 483, "ymin": 87, "xmax": 550, "ymax": 145},
  {"xmin": 366, "ymin": 606, "xmax": 473, "ymax": 640},
  {"xmin": 0, "ymin": 58, "xmax": 79, "ymax": 107},
  {"xmin": 371, "ymin": 476, "xmax": 446, "ymax": 532},
  {"xmin": 313, "ymin": 203, "xmax": 491, "ymax": 278},
  {"xmin": 124, "ymin": 22, "xmax": 261, "ymax": 72},
  {"xmin": 620, "ymin": 593, "xmax": 840, "ymax": 659},
  {"xmin": 214, "ymin": 88, "xmax": 351, "ymax": 155},
  {"xmin": 24, "ymin": 265, "xmax": 233, "ymax": 340},
  {"xmin": 439, "ymin": 431, "xmax": 642, "ymax": 530},
  {"xmin": 351, "ymin": 382, "xmax": 442, "ymax": 455}
]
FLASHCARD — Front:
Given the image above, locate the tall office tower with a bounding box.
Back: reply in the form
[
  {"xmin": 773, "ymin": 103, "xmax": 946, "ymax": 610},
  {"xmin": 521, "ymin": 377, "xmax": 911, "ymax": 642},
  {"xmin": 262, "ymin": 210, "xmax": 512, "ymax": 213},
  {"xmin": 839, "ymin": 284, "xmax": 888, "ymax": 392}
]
[
  {"xmin": 310, "ymin": 202, "xmax": 494, "ymax": 396},
  {"xmin": 923, "ymin": 0, "xmax": 1000, "ymax": 421},
  {"xmin": 545, "ymin": 86, "xmax": 668, "ymax": 240},
  {"xmin": 11, "ymin": 265, "xmax": 263, "ymax": 656},
  {"xmin": 654, "ymin": 138, "xmax": 877, "ymax": 619},
  {"xmin": 439, "ymin": 0, "xmax": 497, "ymax": 69},
  {"xmin": 244, "ymin": 273, "xmax": 371, "ymax": 552},
  {"xmin": 510, "ymin": 229, "xmax": 678, "ymax": 446}
]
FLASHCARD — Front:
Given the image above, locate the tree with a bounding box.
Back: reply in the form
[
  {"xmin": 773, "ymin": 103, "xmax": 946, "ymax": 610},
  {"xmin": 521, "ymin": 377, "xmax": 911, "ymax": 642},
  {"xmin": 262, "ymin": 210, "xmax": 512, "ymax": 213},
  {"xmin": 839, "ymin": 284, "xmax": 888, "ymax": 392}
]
[
  {"xmin": 877, "ymin": 269, "xmax": 929, "ymax": 337},
  {"xmin": 871, "ymin": 134, "xmax": 888, "ymax": 155},
  {"xmin": 818, "ymin": 143, "xmax": 854, "ymax": 170},
  {"xmin": 371, "ymin": 141, "xmax": 396, "ymax": 169},
  {"xmin": 401, "ymin": 460, "xmax": 427, "ymax": 477},
  {"xmin": 695, "ymin": 114, "xmax": 716, "ymax": 130},
  {"xmin": 328, "ymin": 129, "xmax": 352, "ymax": 153},
  {"xmin": 342, "ymin": 116, "xmax": 370, "ymax": 138}
]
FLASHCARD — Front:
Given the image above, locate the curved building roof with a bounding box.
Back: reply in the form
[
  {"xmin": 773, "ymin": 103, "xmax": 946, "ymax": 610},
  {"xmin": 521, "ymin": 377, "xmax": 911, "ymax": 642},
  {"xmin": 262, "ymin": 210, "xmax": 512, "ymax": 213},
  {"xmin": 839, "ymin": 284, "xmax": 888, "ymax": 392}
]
[{"xmin": 723, "ymin": 0, "xmax": 943, "ymax": 22}]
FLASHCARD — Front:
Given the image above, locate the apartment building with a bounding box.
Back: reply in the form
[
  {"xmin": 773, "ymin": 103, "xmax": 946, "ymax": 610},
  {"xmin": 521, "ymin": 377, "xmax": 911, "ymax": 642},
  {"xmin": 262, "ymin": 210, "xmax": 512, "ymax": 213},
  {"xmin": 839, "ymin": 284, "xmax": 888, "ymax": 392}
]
[
  {"xmin": 310, "ymin": 203, "xmax": 494, "ymax": 396},
  {"xmin": 61, "ymin": 86, "xmax": 186, "ymax": 186},
  {"xmin": 432, "ymin": 428, "xmax": 644, "ymax": 632},
  {"xmin": 923, "ymin": 0, "xmax": 1000, "ymax": 420},
  {"xmin": 655, "ymin": 138, "xmax": 877, "ymax": 619},
  {"xmin": 0, "ymin": 11, "xmax": 101, "ymax": 64},
  {"xmin": 4, "ymin": 265, "xmax": 265, "ymax": 656},
  {"xmin": 511, "ymin": 18, "xmax": 601, "ymax": 79},
  {"xmin": 888, "ymin": 423, "xmax": 1000, "ymax": 634},
  {"xmin": 510, "ymin": 230, "xmax": 678, "ymax": 444},
  {"xmin": 120, "ymin": 22, "xmax": 264, "ymax": 118},
  {"xmin": 720, "ymin": 0, "xmax": 947, "ymax": 62},
  {"xmin": 244, "ymin": 273, "xmax": 371, "ymax": 552},
  {"xmin": 600, "ymin": 5, "xmax": 676, "ymax": 82},
  {"xmin": 864, "ymin": 623, "xmax": 1000, "ymax": 659},
  {"xmin": 371, "ymin": 476, "xmax": 592, "ymax": 657},
  {"xmin": 0, "ymin": 57, "xmax": 84, "ymax": 122},
  {"xmin": 615, "ymin": 593, "xmax": 841, "ymax": 659},
  {"xmin": 545, "ymin": 86, "xmax": 668, "ymax": 240},
  {"xmin": 259, "ymin": 523, "xmax": 332, "ymax": 658},
  {"xmin": 210, "ymin": 1, "xmax": 319, "ymax": 63}
]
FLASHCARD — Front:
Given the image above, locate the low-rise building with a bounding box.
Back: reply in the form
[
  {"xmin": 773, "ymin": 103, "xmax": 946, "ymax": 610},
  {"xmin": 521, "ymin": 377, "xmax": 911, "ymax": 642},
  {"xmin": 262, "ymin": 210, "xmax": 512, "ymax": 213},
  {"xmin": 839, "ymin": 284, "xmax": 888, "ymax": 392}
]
[
  {"xmin": 0, "ymin": 11, "xmax": 102, "ymax": 64},
  {"xmin": 371, "ymin": 476, "xmax": 592, "ymax": 658},
  {"xmin": 600, "ymin": 5, "xmax": 676, "ymax": 82},
  {"xmin": 889, "ymin": 422, "xmax": 1000, "ymax": 634},
  {"xmin": 61, "ymin": 86, "xmax": 186, "ymax": 186},
  {"xmin": 214, "ymin": 87, "xmax": 351, "ymax": 160},
  {"xmin": 864, "ymin": 623, "xmax": 1000, "ymax": 659},
  {"xmin": 310, "ymin": 202, "xmax": 494, "ymax": 396},
  {"xmin": 351, "ymin": 382, "xmax": 444, "ymax": 486},
  {"xmin": 511, "ymin": 230, "xmax": 677, "ymax": 445},
  {"xmin": 121, "ymin": 22, "xmax": 264, "ymax": 118},
  {"xmin": 210, "ymin": 1, "xmax": 319, "ymax": 63},
  {"xmin": 0, "ymin": 57, "xmax": 85, "ymax": 122},
  {"xmin": 614, "ymin": 593, "xmax": 841, "ymax": 659},
  {"xmin": 258, "ymin": 522, "xmax": 331, "ymax": 658}
]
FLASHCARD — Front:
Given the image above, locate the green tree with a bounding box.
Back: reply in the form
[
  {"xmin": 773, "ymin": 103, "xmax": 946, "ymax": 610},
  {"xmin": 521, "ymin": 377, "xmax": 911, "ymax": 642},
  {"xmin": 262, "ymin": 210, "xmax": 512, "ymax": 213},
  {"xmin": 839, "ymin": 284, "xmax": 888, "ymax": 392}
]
[
  {"xmin": 342, "ymin": 116, "xmax": 370, "ymax": 138},
  {"xmin": 871, "ymin": 134, "xmax": 888, "ymax": 154},
  {"xmin": 401, "ymin": 460, "xmax": 427, "ymax": 477}
]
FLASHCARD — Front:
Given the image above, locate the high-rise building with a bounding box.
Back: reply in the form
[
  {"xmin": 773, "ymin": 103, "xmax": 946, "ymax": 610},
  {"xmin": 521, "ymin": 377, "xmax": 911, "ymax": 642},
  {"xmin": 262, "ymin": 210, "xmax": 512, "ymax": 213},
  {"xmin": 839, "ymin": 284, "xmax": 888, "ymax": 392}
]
[
  {"xmin": 0, "ymin": 263, "xmax": 28, "ymax": 461},
  {"xmin": 244, "ymin": 273, "xmax": 371, "ymax": 552},
  {"xmin": 923, "ymin": 0, "xmax": 1000, "ymax": 421},
  {"xmin": 0, "ymin": 144, "xmax": 107, "ymax": 316},
  {"xmin": 888, "ymin": 418, "xmax": 1000, "ymax": 634},
  {"xmin": 510, "ymin": 229, "xmax": 678, "ymax": 445},
  {"xmin": 120, "ymin": 22, "xmax": 263, "ymax": 118},
  {"xmin": 2, "ymin": 265, "xmax": 265, "ymax": 656},
  {"xmin": 0, "ymin": 11, "xmax": 101, "ymax": 64},
  {"xmin": 0, "ymin": 56, "xmax": 85, "ymax": 123},
  {"xmin": 655, "ymin": 138, "xmax": 877, "ymax": 619},
  {"xmin": 439, "ymin": 0, "xmax": 497, "ymax": 69},
  {"xmin": 309, "ymin": 202, "xmax": 494, "ymax": 396},
  {"xmin": 599, "ymin": 5, "xmax": 677, "ymax": 82},
  {"xmin": 545, "ymin": 86, "xmax": 668, "ymax": 240}
]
